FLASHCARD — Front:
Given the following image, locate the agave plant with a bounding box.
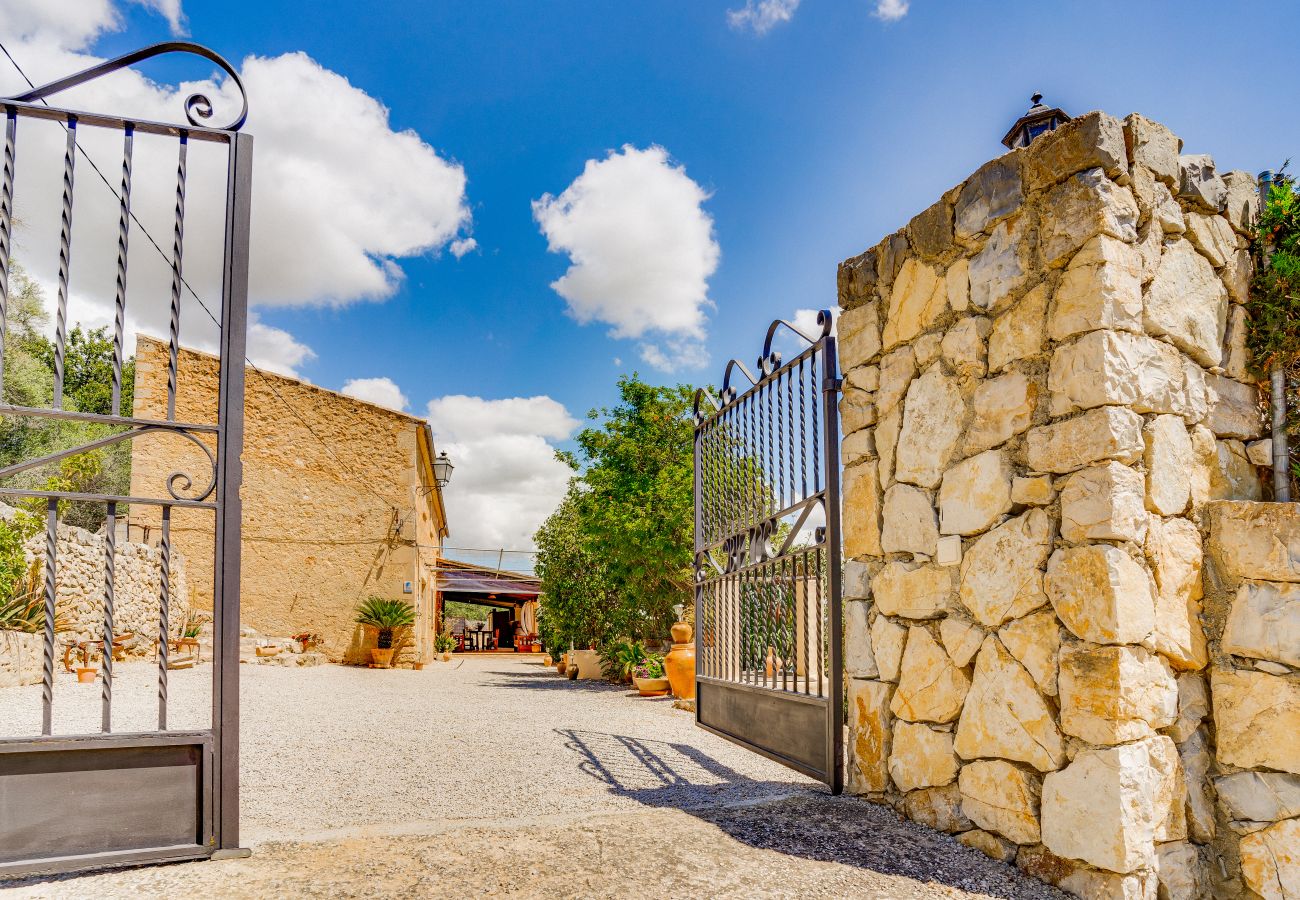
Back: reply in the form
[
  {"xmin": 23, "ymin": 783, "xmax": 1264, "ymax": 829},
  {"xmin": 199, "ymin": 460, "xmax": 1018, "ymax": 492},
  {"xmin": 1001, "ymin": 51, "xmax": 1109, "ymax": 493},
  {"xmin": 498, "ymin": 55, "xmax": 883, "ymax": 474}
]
[
  {"xmin": 354, "ymin": 596, "xmax": 416, "ymax": 649},
  {"xmin": 0, "ymin": 560, "xmax": 68, "ymax": 634}
]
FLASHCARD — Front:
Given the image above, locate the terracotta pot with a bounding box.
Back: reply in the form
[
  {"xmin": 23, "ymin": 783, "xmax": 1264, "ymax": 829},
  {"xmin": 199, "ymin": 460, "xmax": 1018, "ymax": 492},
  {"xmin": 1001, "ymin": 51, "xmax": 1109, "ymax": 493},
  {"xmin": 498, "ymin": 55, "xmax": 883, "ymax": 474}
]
[
  {"xmin": 665, "ymin": 621, "xmax": 696, "ymax": 700},
  {"xmin": 370, "ymin": 647, "xmax": 396, "ymax": 668},
  {"xmin": 556, "ymin": 660, "xmax": 567, "ymax": 675},
  {"xmin": 255, "ymin": 645, "xmax": 280, "ymax": 658},
  {"xmin": 541, "ymin": 655, "xmax": 553, "ymax": 666},
  {"xmin": 633, "ymin": 675, "xmax": 670, "ymax": 697},
  {"xmin": 76, "ymin": 666, "xmax": 97, "ymax": 684},
  {"xmin": 439, "ymin": 652, "xmax": 452, "ymax": 662}
]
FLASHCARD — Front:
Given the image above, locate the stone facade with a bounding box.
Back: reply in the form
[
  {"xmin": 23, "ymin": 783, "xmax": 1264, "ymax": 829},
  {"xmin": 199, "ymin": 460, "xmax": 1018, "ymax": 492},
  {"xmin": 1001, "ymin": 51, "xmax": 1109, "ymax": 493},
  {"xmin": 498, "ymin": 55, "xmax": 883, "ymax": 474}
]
[
  {"xmin": 839, "ymin": 112, "xmax": 1295, "ymax": 898},
  {"xmin": 129, "ymin": 337, "xmax": 449, "ymax": 666}
]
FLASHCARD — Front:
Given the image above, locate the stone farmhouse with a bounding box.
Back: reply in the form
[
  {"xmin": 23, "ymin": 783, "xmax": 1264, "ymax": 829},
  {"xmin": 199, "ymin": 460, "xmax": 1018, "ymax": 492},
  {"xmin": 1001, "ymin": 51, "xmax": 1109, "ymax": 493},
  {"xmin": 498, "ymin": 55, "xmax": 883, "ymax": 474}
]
[{"xmin": 129, "ymin": 336, "xmax": 450, "ymax": 665}]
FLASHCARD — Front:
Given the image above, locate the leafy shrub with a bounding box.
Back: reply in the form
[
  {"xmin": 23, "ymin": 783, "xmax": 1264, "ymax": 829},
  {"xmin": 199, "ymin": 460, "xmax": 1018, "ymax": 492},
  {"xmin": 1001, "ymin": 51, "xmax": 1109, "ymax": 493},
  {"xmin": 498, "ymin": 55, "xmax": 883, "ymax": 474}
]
[
  {"xmin": 600, "ymin": 638, "xmax": 648, "ymax": 683},
  {"xmin": 433, "ymin": 630, "xmax": 456, "ymax": 653}
]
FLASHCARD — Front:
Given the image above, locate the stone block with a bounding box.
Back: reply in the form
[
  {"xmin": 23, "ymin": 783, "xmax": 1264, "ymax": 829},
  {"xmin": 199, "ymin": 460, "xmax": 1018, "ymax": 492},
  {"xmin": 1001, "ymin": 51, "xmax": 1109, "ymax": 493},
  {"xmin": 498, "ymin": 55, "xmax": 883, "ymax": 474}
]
[
  {"xmin": 959, "ymin": 759, "xmax": 1042, "ymax": 844},
  {"xmin": 1024, "ymin": 111, "xmax": 1128, "ymax": 191},
  {"xmin": 939, "ymin": 616, "xmax": 983, "ymax": 668},
  {"xmin": 1048, "ymin": 329, "xmax": 1198, "ymax": 419},
  {"xmin": 844, "ymin": 559, "xmax": 872, "ymax": 599},
  {"xmin": 845, "ymin": 599, "xmax": 878, "ymax": 678},
  {"xmin": 1201, "ymin": 438, "xmax": 1264, "ymax": 503},
  {"xmin": 998, "ymin": 610, "xmax": 1060, "ymax": 697},
  {"xmin": 1143, "ymin": 415, "xmax": 1193, "ymax": 516},
  {"xmin": 838, "ymin": 249, "xmax": 877, "ymax": 310},
  {"xmin": 1178, "ymin": 154, "xmax": 1227, "ymax": 211},
  {"xmin": 848, "ymin": 679, "xmax": 894, "ymax": 793},
  {"xmin": 883, "ymin": 257, "xmax": 947, "ymax": 350},
  {"xmin": 843, "ymin": 461, "xmax": 882, "ymax": 559},
  {"xmin": 1143, "ymin": 238, "xmax": 1228, "ymax": 367},
  {"xmin": 1223, "ymin": 246, "xmax": 1251, "ymax": 306},
  {"xmin": 1223, "ymin": 580, "xmax": 1300, "ymax": 667},
  {"xmin": 871, "ymin": 614, "xmax": 906, "ymax": 683},
  {"xmin": 988, "ymin": 281, "xmax": 1048, "ymax": 372},
  {"xmin": 946, "ymin": 257, "xmax": 970, "ymax": 312},
  {"xmin": 870, "ymin": 561, "xmax": 953, "ymax": 620},
  {"xmin": 903, "ymin": 782, "xmax": 972, "ymax": 834},
  {"xmin": 839, "ymin": 387, "xmax": 876, "ymax": 434},
  {"xmin": 1059, "ymin": 461, "xmax": 1148, "ymax": 544},
  {"xmin": 894, "ymin": 366, "xmax": 966, "ymax": 489},
  {"xmin": 1040, "ymin": 736, "xmax": 1182, "ymax": 874},
  {"xmin": 1204, "ymin": 371, "xmax": 1264, "ymax": 440},
  {"xmin": 969, "ymin": 215, "xmax": 1035, "ymax": 312},
  {"xmin": 955, "ymin": 155, "xmax": 1023, "ymax": 241},
  {"xmin": 913, "ymin": 331, "xmax": 942, "ymax": 368},
  {"xmin": 1216, "ymin": 772, "xmax": 1300, "ymax": 824},
  {"xmin": 936, "ymin": 534, "xmax": 962, "ymax": 567},
  {"xmin": 1040, "ymin": 168, "xmax": 1138, "ymax": 267},
  {"xmin": 889, "ymin": 721, "xmax": 959, "ymax": 791},
  {"xmin": 1164, "ymin": 672, "xmax": 1209, "ymax": 744},
  {"xmin": 880, "ymin": 483, "xmax": 939, "ymax": 556},
  {"xmin": 958, "ymin": 829, "xmax": 1018, "ymax": 863},
  {"xmin": 958, "ymin": 508, "xmax": 1054, "ymax": 627},
  {"xmin": 876, "ymin": 404, "xmax": 902, "ymax": 489},
  {"xmin": 1179, "ymin": 729, "xmax": 1216, "ymax": 845},
  {"xmin": 837, "ymin": 300, "xmax": 882, "ymax": 368},
  {"xmin": 1204, "ymin": 501, "xmax": 1300, "ymax": 584},
  {"xmin": 1058, "ymin": 644, "xmax": 1178, "ymax": 745},
  {"xmin": 842, "ymin": 428, "xmax": 876, "ymax": 469},
  {"xmin": 1011, "ymin": 475, "xmax": 1054, "ymax": 507},
  {"xmin": 1212, "ymin": 667, "xmax": 1300, "ymax": 774},
  {"xmin": 1123, "ymin": 113, "xmax": 1181, "ymax": 187},
  {"xmin": 890, "ymin": 626, "xmax": 970, "ymax": 724},
  {"xmin": 907, "ymin": 196, "xmax": 954, "ymax": 262},
  {"xmin": 1154, "ymin": 842, "xmax": 1208, "ymax": 900},
  {"xmin": 1222, "ymin": 170, "xmax": 1260, "ymax": 236},
  {"xmin": 876, "ymin": 345, "xmax": 916, "ymax": 416},
  {"xmin": 846, "ymin": 363, "xmax": 880, "ymax": 393},
  {"xmin": 1184, "ymin": 211, "xmax": 1238, "ymax": 269},
  {"xmin": 1025, "ymin": 407, "xmax": 1144, "ymax": 474},
  {"xmin": 939, "ymin": 449, "xmax": 1013, "ymax": 536},
  {"xmin": 954, "ymin": 635, "xmax": 1065, "ymax": 772},
  {"xmin": 940, "ymin": 316, "xmax": 991, "ymax": 377},
  {"xmin": 965, "ymin": 371, "xmax": 1037, "ymax": 455},
  {"xmin": 1239, "ymin": 819, "xmax": 1300, "ymax": 900},
  {"xmin": 876, "ymin": 230, "xmax": 909, "ymax": 287},
  {"xmin": 1059, "ymin": 868, "xmax": 1159, "ymax": 900},
  {"xmin": 1047, "ymin": 235, "xmax": 1143, "ymax": 342},
  {"xmin": 1046, "ymin": 544, "xmax": 1156, "ymax": 645},
  {"xmin": 1144, "ymin": 516, "xmax": 1207, "ymax": 671},
  {"xmin": 1247, "ymin": 438, "xmax": 1273, "ymax": 468}
]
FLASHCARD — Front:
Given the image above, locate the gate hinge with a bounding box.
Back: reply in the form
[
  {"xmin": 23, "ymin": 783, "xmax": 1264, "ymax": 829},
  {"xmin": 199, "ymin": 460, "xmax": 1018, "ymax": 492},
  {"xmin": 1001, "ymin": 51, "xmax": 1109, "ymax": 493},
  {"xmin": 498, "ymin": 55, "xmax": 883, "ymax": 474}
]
[{"xmin": 823, "ymin": 377, "xmax": 843, "ymax": 394}]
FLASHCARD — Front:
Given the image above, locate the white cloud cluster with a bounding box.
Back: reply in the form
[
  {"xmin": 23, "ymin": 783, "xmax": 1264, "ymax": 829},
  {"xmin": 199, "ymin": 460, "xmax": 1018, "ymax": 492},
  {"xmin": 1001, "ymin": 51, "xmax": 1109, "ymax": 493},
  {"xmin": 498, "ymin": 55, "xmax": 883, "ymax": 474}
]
[
  {"xmin": 533, "ymin": 144, "xmax": 718, "ymax": 372},
  {"xmin": 425, "ymin": 395, "xmax": 579, "ymax": 551},
  {"xmin": 727, "ymin": 0, "xmax": 800, "ymax": 35},
  {"xmin": 341, "ymin": 376, "xmax": 409, "ymax": 411},
  {"xmin": 872, "ymin": 0, "xmax": 910, "ymax": 22},
  {"xmin": 0, "ymin": 1, "xmax": 472, "ymax": 375}
]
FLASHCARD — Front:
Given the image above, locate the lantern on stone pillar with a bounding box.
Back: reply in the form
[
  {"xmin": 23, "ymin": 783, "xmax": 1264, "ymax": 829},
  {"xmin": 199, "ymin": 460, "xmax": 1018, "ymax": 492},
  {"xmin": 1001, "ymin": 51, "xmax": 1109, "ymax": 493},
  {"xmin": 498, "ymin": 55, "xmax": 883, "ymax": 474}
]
[{"xmin": 1001, "ymin": 93, "xmax": 1071, "ymax": 150}]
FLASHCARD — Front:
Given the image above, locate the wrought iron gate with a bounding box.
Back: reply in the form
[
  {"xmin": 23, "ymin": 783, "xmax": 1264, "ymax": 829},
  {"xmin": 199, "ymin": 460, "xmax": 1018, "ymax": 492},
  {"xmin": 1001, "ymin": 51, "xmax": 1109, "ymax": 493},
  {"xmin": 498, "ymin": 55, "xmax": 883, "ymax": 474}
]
[
  {"xmin": 693, "ymin": 311, "xmax": 842, "ymax": 792},
  {"xmin": 0, "ymin": 43, "xmax": 249, "ymax": 876}
]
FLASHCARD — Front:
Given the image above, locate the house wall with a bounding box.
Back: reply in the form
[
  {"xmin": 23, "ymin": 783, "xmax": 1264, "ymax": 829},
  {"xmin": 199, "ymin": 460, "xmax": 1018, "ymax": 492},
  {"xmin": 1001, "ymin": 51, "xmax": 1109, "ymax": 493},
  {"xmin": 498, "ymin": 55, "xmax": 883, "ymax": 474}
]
[
  {"xmin": 836, "ymin": 111, "xmax": 1292, "ymax": 898},
  {"xmin": 129, "ymin": 336, "xmax": 443, "ymax": 664}
]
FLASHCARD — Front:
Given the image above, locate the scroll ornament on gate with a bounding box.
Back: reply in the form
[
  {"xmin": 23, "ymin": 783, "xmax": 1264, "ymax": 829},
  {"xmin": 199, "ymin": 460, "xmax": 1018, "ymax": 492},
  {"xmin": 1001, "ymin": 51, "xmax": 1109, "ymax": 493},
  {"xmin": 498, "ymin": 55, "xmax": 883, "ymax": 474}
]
[{"xmin": 3, "ymin": 41, "xmax": 249, "ymax": 131}]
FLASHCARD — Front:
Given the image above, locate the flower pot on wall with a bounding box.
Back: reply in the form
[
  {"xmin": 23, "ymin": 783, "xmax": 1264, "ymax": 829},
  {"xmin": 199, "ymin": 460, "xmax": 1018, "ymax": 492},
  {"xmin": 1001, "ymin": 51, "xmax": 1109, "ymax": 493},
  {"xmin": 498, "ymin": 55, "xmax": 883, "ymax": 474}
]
[
  {"xmin": 370, "ymin": 648, "xmax": 396, "ymax": 668},
  {"xmin": 76, "ymin": 666, "xmax": 97, "ymax": 684},
  {"xmin": 665, "ymin": 621, "xmax": 696, "ymax": 700}
]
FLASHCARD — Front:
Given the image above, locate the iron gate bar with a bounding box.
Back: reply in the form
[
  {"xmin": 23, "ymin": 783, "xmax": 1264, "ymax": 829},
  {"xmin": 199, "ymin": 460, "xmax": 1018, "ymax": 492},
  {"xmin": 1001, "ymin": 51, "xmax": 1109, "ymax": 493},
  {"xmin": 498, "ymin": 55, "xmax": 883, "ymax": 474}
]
[
  {"xmin": 0, "ymin": 41, "xmax": 251, "ymax": 876},
  {"xmin": 692, "ymin": 310, "xmax": 843, "ymax": 793}
]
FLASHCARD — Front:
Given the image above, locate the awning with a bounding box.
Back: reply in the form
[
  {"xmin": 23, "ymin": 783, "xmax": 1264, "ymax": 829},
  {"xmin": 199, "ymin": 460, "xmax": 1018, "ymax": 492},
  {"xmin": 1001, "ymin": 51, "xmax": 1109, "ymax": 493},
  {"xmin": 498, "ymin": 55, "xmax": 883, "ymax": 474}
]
[{"xmin": 437, "ymin": 568, "xmax": 541, "ymax": 598}]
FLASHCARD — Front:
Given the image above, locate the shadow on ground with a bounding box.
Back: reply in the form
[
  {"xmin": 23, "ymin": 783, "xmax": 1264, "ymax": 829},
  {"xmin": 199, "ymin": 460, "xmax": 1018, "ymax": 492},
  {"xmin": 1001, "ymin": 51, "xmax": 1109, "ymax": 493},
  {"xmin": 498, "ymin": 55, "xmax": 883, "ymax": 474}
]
[
  {"xmin": 557, "ymin": 728, "xmax": 1060, "ymax": 900},
  {"xmin": 482, "ymin": 665, "xmax": 639, "ymax": 694}
]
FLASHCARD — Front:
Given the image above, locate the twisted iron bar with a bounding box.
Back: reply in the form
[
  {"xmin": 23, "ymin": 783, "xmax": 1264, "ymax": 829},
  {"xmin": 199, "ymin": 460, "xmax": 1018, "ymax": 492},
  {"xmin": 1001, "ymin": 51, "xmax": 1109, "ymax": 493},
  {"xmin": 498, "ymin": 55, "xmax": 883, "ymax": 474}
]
[
  {"xmin": 111, "ymin": 127, "xmax": 133, "ymax": 417},
  {"xmin": 0, "ymin": 109, "xmax": 15, "ymax": 382},
  {"xmin": 157, "ymin": 507, "xmax": 171, "ymax": 730},
  {"xmin": 101, "ymin": 502, "xmax": 117, "ymax": 732},
  {"xmin": 41, "ymin": 500, "xmax": 57, "ymax": 735},
  {"xmin": 53, "ymin": 118, "xmax": 76, "ymax": 409},
  {"xmin": 4, "ymin": 42, "xmax": 249, "ymax": 132},
  {"xmin": 166, "ymin": 135, "xmax": 188, "ymax": 421}
]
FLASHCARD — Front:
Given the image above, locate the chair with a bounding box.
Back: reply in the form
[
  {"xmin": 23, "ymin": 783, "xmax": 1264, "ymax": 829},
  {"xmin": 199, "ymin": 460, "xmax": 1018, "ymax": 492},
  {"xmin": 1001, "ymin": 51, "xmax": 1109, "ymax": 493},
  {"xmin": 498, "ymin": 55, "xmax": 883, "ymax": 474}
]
[{"xmin": 450, "ymin": 618, "xmax": 467, "ymax": 652}]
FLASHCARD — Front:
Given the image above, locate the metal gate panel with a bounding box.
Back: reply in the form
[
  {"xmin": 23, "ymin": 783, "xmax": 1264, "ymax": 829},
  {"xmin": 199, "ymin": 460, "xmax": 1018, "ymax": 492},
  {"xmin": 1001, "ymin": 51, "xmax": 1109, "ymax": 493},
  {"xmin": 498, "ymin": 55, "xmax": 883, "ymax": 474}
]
[
  {"xmin": 0, "ymin": 43, "xmax": 249, "ymax": 877},
  {"xmin": 693, "ymin": 311, "xmax": 842, "ymax": 793}
]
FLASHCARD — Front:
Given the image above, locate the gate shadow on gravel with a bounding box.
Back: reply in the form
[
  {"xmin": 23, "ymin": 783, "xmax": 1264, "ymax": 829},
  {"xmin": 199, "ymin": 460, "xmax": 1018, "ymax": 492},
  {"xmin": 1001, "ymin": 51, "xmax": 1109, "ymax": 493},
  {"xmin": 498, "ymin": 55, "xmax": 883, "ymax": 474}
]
[
  {"xmin": 557, "ymin": 729, "xmax": 1055, "ymax": 900},
  {"xmin": 484, "ymin": 667, "xmax": 637, "ymax": 693}
]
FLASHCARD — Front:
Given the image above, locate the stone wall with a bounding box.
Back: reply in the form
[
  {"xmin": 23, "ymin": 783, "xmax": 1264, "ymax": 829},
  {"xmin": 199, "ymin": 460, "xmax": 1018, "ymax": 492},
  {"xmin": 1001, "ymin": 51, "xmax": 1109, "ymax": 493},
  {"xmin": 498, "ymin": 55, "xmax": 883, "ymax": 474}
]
[
  {"xmin": 836, "ymin": 110, "xmax": 1287, "ymax": 898},
  {"xmin": 0, "ymin": 630, "xmax": 41, "ymax": 689}
]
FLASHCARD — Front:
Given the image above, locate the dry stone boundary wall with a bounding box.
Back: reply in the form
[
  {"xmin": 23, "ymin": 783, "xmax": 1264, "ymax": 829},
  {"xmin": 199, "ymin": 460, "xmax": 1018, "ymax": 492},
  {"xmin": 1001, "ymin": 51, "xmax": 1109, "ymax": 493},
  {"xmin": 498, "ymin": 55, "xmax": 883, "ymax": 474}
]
[{"xmin": 837, "ymin": 110, "xmax": 1297, "ymax": 899}]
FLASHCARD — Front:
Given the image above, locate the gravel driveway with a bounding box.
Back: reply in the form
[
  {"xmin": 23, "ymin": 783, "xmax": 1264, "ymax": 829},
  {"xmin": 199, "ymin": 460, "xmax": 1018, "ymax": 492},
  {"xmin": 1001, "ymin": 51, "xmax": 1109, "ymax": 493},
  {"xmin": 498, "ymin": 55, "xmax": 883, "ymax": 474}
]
[{"xmin": 0, "ymin": 655, "xmax": 1062, "ymax": 898}]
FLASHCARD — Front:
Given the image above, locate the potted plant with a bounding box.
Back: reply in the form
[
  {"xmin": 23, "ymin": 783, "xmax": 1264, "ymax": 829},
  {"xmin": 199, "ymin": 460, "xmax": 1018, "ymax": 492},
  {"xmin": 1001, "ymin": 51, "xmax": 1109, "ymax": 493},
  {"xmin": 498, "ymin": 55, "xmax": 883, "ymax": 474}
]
[
  {"xmin": 632, "ymin": 656, "xmax": 670, "ymax": 697},
  {"xmin": 600, "ymin": 638, "xmax": 647, "ymax": 684},
  {"xmin": 354, "ymin": 596, "xmax": 416, "ymax": 668},
  {"xmin": 434, "ymin": 630, "xmax": 455, "ymax": 662}
]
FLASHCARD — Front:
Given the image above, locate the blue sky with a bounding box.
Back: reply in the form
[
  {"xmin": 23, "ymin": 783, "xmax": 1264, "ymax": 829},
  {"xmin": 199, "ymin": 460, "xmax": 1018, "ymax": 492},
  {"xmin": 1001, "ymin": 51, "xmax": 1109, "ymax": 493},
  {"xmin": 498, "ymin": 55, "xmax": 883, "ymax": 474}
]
[{"xmin": 5, "ymin": 0, "xmax": 1299, "ymax": 548}]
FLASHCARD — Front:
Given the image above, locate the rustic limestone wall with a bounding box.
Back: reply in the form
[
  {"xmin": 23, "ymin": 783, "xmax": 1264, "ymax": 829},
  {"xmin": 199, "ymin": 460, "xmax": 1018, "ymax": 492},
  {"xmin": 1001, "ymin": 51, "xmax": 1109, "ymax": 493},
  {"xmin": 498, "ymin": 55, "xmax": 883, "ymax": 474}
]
[
  {"xmin": 0, "ymin": 631, "xmax": 41, "ymax": 688},
  {"xmin": 837, "ymin": 111, "xmax": 1278, "ymax": 899}
]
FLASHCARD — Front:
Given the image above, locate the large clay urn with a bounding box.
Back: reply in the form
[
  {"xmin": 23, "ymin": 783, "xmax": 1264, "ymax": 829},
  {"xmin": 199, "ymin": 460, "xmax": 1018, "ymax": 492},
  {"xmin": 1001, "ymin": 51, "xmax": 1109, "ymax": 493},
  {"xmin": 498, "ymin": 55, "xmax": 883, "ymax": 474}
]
[{"xmin": 664, "ymin": 621, "xmax": 696, "ymax": 701}]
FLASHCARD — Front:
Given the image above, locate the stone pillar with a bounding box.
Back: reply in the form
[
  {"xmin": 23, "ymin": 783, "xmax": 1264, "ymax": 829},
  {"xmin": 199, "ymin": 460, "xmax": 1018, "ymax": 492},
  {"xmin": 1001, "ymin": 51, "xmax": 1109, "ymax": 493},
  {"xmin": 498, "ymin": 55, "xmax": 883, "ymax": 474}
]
[{"xmin": 837, "ymin": 110, "xmax": 1283, "ymax": 899}]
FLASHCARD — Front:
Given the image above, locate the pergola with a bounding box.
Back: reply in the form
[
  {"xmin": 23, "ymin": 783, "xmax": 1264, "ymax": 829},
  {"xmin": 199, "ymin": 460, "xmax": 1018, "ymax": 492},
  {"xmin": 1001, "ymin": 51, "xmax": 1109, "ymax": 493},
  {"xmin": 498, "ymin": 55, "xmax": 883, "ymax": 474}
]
[{"xmin": 436, "ymin": 558, "xmax": 541, "ymax": 647}]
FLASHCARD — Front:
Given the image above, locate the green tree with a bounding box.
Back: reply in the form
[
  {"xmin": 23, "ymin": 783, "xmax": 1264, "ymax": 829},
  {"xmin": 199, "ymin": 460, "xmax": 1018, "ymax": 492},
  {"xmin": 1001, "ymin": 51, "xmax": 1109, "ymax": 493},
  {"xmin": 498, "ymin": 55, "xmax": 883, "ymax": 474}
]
[{"xmin": 535, "ymin": 492, "xmax": 616, "ymax": 651}]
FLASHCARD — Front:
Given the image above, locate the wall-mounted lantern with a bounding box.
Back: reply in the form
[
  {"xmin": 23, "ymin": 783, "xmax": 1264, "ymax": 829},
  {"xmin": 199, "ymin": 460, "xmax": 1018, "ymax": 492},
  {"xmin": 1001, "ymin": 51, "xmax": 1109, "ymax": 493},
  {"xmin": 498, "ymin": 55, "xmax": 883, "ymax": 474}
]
[
  {"xmin": 1001, "ymin": 93, "xmax": 1071, "ymax": 150},
  {"xmin": 433, "ymin": 451, "xmax": 454, "ymax": 488}
]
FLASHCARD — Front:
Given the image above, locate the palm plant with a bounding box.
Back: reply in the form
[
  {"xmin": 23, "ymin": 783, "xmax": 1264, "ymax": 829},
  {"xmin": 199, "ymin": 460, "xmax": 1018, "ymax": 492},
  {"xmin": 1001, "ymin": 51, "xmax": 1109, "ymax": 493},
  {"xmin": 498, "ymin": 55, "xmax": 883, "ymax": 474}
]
[
  {"xmin": 0, "ymin": 559, "xmax": 67, "ymax": 633},
  {"xmin": 600, "ymin": 638, "xmax": 648, "ymax": 683},
  {"xmin": 354, "ymin": 596, "xmax": 416, "ymax": 649}
]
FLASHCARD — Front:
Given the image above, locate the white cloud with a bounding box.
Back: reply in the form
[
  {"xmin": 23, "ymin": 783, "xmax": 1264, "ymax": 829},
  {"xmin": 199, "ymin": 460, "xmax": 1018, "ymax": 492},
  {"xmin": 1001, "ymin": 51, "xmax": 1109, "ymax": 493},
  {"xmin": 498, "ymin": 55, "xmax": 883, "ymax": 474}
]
[
  {"xmin": 533, "ymin": 144, "xmax": 718, "ymax": 372},
  {"xmin": 425, "ymin": 395, "xmax": 579, "ymax": 550},
  {"xmin": 133, "ymin": 0, "xmax": 186, "ymax": 35},
  {"xmin": 341, "ymin": 376, "xmax": 409, "ymax": 411},
  {"xmin": 639, "ymin": 337, "xmax": 708, "ymax": 372},
  {"xmin": 449, "ymin": 236, "xmax": 478, "ymax": 258},
  {"xmin": 727, "ymin": 0, "xmax": 800, "ymax": 35},
  {"xmin": 0, "ymin": 6, "xmax": 472, "ymax": 379},
  {"xmin": 872, "ymin": 0, "xmax": 910, "ymax": 22}
]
